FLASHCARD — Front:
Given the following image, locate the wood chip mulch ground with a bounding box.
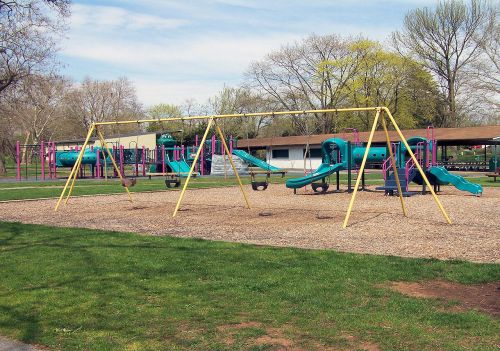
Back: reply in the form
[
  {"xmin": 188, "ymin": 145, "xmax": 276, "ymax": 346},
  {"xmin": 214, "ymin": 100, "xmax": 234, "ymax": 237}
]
[{"xmin": 0, "ymin": 184, "xmax": 498, "ymax": 263}]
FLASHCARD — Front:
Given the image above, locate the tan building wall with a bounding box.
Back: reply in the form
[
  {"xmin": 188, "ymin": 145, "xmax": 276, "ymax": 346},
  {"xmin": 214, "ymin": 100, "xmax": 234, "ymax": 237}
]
[
  {"xmin": 55, "ymin": 133, "xmax": 158, "ymax": 151},
  {"xmin": 93, "ymin": 133, "xmax": 157, "ymax": 149}
]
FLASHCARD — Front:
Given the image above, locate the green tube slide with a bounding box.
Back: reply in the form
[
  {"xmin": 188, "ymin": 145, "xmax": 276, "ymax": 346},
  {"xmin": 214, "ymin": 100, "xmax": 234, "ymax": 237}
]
[
  {"xmin": 285, "ymin": 162, "xmax": 346, "ymax": 189},
  {"xmin": 286, "ymin": 137, "xmax": 348, "ymax": 189}
]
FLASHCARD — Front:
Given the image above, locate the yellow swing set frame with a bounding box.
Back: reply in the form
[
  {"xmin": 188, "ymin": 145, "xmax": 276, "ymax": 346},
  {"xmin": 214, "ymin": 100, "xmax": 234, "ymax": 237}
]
[{"xmin": 54, "ymin": 107, "xmax": 451, "ymax": 228}]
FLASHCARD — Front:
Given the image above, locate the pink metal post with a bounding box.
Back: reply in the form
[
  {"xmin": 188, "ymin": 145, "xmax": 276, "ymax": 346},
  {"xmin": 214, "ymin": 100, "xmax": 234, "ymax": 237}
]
[
  {"xmin": 48, "ymin": 141, "xmax": 54, "ymax": 179},
  {"xmin": 47, "ymin": 141, "xmax": 51, "ymax": 178},
  {"xmin": 40, "ymin": 140, "xmax": 45, "ymax": 180},
  {"xmin": 229, "ymin": 135, "xmax": 233, "ymax": 154},
  {"xmin": 96, "ymin": 149, "xmax": 101, "ymax": 178},
  {"xmin": 16, "ymin": 141, "xmax": 21, "ymax": 181},
  {"xmin": 162, "ymin": 145, "xmax": 165, "ymax": 174},
  {"xmin": 211, "ymin": 135, "xmax": 216, "ymax": 157},
  {"xmin": 119, "ymin": 145, "xmax": 124, "ymax": 176},
  {"xmin": 135, "ymin": 146, "xmax": 139, "ymax": 177},
  {"xmin": 195, "ymin": 134, "xmax": 199, "ymax": 147},
  {"xmin": 142, "ymin": 146, "xmax": 146, "ymax": 176},
  {"xmin": 181, "ymin": 145, "xmax": 185, "ymax": 160},
  {"xmin": 200, "ymin": 145, "xmax": 204, "ymax": 175},
  {"xmin": 112, "ymin": 146, "xmax": 117, "ymax": 177},
  {"xmin": 53, "ymin": 142, "xmax": 57, "ymax": 178}
]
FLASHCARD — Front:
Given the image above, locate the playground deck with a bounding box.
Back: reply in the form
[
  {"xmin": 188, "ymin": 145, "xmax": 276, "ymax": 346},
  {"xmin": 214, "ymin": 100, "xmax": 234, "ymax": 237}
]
[{"xmin": 0, "ymin": 185, "xmax": 498, "ymax": 263}]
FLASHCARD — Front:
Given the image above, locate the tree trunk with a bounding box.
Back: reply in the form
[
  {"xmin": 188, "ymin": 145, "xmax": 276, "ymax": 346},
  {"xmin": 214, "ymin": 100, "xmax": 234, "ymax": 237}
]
[
  {"xmin": 448, "ymin": 80, "xmax": 457, "ymax": 127},
  {"xmin": 0, "ymin": 155, "xmax": 6, "ymax": 175},
  {"xmin": 21, "ymin": 132, "xmax": 30, "ymax": 164}
]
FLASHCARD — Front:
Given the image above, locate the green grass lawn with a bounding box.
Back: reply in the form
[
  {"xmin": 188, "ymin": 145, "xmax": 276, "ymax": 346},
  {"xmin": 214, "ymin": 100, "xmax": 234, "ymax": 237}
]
[
  {"xmin": 0, "ymin": 170, "xmax": 497, "ymax": 202},
  {"xmin": 0, "ymin": 177, "xmax": 259, "ymax": 202},
  {"xmin": 0, "ymin": 222, "xmax": 498, "ymax": 350}
]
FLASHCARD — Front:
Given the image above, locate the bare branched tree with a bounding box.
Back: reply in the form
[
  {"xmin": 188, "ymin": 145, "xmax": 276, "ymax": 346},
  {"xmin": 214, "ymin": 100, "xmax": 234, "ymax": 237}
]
[
  {"xmin": 4, "ymin": 74, "xmax": 69, "ymax": 144},
  {"xmin": 64, "ymin": 77, "xmax": 143, "ymax": 134},
  {"xmin": 392, "ymin": 0, "xmax": 496, "ymax": 127},
  {"xmin": 0, "ymin": 0, "xmax": 69, "ymax": 174},
  {"xmin": 0, "ymin": 0, "xmax": 69, "ymax": 95},
  {"xmin": 245, "ymin": 34, "xmax": 359, "ymax": 135}
]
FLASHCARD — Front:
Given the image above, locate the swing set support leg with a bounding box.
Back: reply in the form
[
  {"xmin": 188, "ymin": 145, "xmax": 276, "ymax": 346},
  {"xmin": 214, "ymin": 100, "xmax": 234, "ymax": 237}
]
[
  {"xmin": 96, "ymin": 127, "xmax": 133, "ymax": 202},
  {"xmin": 214, "ymin": 121, "xmax": 251, "ymax": 209},
  {"xmin": 173, "ymin": 118, "xmax": 214, "ymax": 217}
]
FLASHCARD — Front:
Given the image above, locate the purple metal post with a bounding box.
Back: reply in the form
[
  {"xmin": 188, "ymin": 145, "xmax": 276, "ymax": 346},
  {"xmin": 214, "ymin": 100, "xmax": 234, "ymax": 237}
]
[
  {"xmin": 195, "ymin": 134, "xmax": 199, "ymax": 147},
  {"xmin": 16, "ymin": 141, "xmax": 21, "ymax": 181}
]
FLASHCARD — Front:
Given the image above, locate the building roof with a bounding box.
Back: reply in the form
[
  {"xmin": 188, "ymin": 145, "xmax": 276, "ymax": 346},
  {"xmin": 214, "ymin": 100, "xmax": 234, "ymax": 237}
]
[{"xmin": 237, "ymin": 125, "xmax": 500, "ymax": 148}]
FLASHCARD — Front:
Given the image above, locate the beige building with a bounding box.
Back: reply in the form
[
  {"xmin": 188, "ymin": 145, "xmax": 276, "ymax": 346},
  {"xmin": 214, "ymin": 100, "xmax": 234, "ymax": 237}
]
[{"xmin": 56, "ymin": 131, "xmax": 159, "ymax": 150}]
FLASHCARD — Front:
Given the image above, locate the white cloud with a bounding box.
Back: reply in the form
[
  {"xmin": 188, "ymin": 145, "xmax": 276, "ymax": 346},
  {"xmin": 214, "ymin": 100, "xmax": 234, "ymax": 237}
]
[
  {"xmin": 61, "ymin": 0, "xmax": 432, "ymax": 106},
  {"xmin": 62, "ymin": 31, "xmax": 301, "ymax": 77},
  {"xmin": 132, "ymin": 79, "xmax": 228, "ymax": 106},
  {"xmin": 71, "ymin": 4, "xmax": 187, "ymax": 31}
]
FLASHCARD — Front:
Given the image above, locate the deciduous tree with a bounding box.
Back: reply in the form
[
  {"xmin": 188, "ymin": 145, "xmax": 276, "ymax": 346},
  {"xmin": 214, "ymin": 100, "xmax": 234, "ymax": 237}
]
[{"xmin": 392, "ymin": 0, "xmax": 496, "ymax": 127}]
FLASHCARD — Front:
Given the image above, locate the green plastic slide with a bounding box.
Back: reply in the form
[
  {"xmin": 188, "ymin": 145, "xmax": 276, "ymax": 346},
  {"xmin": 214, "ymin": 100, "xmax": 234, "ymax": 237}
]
[
  {"xmin": 285, "ymin": 163, "xmax": 346, "ymax": 189},
  {"xmin": 232, "ymin": 149, "xmax": 282, "ymax": 171},
  {"xmin": 166, "ymin": 160, "xmax": 192, "ymax": 175},
  {"xmin": 428, "ymin": 166, "xmax": 483, "ymax": 195}
]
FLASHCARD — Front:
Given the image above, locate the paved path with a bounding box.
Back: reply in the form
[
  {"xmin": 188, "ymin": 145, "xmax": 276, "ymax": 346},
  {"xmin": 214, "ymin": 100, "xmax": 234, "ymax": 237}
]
[{"xmin": 0, "ymin": 336, "xmax": 42, "ymax": 351}]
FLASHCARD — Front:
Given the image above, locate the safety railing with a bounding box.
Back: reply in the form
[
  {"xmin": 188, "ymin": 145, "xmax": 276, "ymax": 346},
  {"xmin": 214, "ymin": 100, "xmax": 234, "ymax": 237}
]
[
  {"xmin": 405, "ymin": 142, "xmax": 424, "ymax": 192},
  {"xmin": 382, "ymin": 142, "xmax": 398, "ymax": 181}
]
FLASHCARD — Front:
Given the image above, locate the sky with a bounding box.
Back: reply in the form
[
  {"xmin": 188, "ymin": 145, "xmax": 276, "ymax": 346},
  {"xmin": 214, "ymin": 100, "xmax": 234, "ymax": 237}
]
[{"xmin": 58, "ymin": 0, "xmax": 436, "ymax": 107}]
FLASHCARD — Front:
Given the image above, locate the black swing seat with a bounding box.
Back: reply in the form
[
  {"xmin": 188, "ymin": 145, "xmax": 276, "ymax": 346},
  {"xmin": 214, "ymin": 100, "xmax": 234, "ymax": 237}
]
[
  {"xmin": 164, "ymin": 174, "xmax": 181, "ymax": 188},
  {"xmin": 311, "ymin": 182, "xmax": 329, "ymax": 193},
  {"xmin": 165, "ymin": 179, "xmax": 180, "ymax": 188},
  {"xmin": 250, "ymin": 170, "xmax": 270, "ymax": 191},
  {"xmin": 251, "ymin": 181, "xmax": 268, "ymax": 191}
]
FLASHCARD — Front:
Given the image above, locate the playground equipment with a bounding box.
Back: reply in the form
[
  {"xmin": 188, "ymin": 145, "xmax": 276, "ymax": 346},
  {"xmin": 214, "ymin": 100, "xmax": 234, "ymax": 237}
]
[
  {"xmin": 15, "ymin": 141, "xmax": 57, "ymax": 181},
  {"xmin": 15, "ymin": 133, "xmax": 253, "ymax": 181},
  {"xmin": 285, "ymin": 137, "xmax": 387, "ymax": 193},
  {"xmin": 54, "ymin": 107, "xmax": 454, "ymax": 229},
  {"xmin": 285, "ymin": 130, "xmax": 483, "ymax": 196},
  {"xmin": 231, "ymin": 149, "xmax": 286, "ymax": 190}
]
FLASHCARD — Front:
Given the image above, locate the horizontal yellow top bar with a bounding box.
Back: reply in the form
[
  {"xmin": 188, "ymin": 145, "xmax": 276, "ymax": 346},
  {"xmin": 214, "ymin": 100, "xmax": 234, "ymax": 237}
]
[{"xmin": 94, "ymin": 107, "xmax": 385, "ymax": 126}]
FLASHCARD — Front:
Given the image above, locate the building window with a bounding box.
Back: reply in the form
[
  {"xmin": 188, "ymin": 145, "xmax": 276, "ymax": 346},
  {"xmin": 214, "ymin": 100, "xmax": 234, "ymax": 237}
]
[
  {"xmin": 303, "ymin": 148, "xmax": 322, "ymax": 158},
  {"xmin": 272, "ymin": 149, "xmax": 289, "ymax": 159}
]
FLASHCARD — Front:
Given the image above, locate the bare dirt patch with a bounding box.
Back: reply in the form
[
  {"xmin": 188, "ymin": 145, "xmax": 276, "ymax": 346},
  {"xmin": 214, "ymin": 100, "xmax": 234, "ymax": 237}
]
[
  {"xmin": 388, "ymin": 280, "xmax": 500, "ymax": 316},
  {"xmin": 0, "ymin": 184, "xmax": 499, "ymax": 262},
  {"xmin": 217, "ymin": 321, "xmax": 380, "ymax": 350}
]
